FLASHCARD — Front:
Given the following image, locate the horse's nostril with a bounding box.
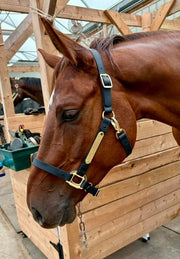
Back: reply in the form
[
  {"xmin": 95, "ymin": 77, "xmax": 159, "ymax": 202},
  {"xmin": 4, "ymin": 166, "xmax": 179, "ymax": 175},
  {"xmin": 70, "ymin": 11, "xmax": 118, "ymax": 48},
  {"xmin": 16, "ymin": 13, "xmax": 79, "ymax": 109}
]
[{"xmin": 31, "ymin": 207, "xmax": 43, "ymax": 225}]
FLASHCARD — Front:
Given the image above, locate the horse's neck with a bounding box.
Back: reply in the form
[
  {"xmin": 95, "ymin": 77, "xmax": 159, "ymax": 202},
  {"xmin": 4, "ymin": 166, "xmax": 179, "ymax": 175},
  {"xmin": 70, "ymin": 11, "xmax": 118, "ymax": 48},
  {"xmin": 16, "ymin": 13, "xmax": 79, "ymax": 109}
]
[
  {"xmin": 111, "ymin": 36, "xmax": 180, "ymax": 129},
  {"xmin": 19, "ymin": 79, "xmax": 44, "ymax": 106}
]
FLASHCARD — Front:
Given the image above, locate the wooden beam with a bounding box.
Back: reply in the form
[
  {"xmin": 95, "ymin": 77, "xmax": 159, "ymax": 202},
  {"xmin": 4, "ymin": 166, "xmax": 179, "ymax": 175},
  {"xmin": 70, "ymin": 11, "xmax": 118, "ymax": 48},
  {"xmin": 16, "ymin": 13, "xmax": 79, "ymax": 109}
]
[
  {"xmin": 0, "ymin": 0, "xmax": 29, "ymax": 13},
  {"xmin": 103, "ymin": 24, "xmax": 108, "ymax": 37},
  {"xmin": 141, "ymin": 12, "xmax": 152, "ymax": 32},
  {"xmin": 30, "ymin": 0, "xmax": 58, "ymax": 111},
  {"xmin": 8, "ymin": 65, "xmax": 39, "ymax": 73},
  {"xmin": 4, "ymin": 14, "xmax": 33, "ymax": 62},
  {"xmin": 104, "ymin": 10, "xmax": 132, "ymax": 35},
  {"xmin": 30, "ymin": 0, "xmax": 51, "ymax": 111},
  {"xmin": 56, "ymin": 5, "xmax": 142, "ymax": 27},
  {"xmin": 150, "ymin": 0, "xmax": 175, "ymax": 31},
  {"xmin": 0, "ymin": 25, "xmax": 15, "ymax": 141},
  {"xmin": 42, "ymin": 0, "xmax": 58, "ymax": 16},
  {"xmin": 165, "ymin": 0, "xmax": 180, "ymax": 16},
  {"xmin": 40, "ymin": 0, "xmax": 59, "ymax": 93},
  {"xmin": 161, "ymin": 16, "xmax": 180, "ymax": 30},
  {"xmin": 56, "ymin": 0, "xmax": 69, "ymax": 12}
]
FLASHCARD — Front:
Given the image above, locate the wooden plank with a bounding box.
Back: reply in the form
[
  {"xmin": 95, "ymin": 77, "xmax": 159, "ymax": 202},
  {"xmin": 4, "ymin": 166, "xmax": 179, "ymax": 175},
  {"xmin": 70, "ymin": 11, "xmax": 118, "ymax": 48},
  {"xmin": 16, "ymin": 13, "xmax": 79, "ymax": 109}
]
[
  {"xmin": 82, "ymin": 203, "xmax": 180, "ymax": 259},
  {"xmin": 86, "ymin": 188, "xmax": 180, "ymax": 248},
  {"xmin": 57, "ymin": 5, "xmax": 142, "ymax": 27},
  {"xmin": 42, "ymin": 0, "xmax": 58, "ymax": 16},
  {"xmin": 141, "ymin": 12, "xmax": 152, "ymax": 32},
  {"xmin": 0, "ymin": 0, "xmax": 29, "ymax": 13},
  {"xmin": 4, "ymin": 14, "xmax": 33, "ymax": 62},
  {"xmin": 161, "ymin": 17, "xmax": 180, "ymax": 30},
  {"xmin": 100, "ymin": 147, "xmax": 180, "ymax": 187},
  {"xmin": 163, "ymin": 0, "xmax": 180, "ymax": 16},
  {"xmin": 8, "ymin": 65, "xmax": 39, "ymax": 73},
  {"xmin": 150, "ymin": 0, "xmax": 175, "ymax": 31},
  {"xmin": 81, "ymin": 161, "xmax": 180, "ymax": 213},
  {"xmin": 30, "ymin": 0, "xmax": 53, "ymax": 111},
  {"xmin": 7, "ymin": 114, "xmax": 45, "ymax": 134},
  {"xmin": 56, "ymin": 0, "xmax": 70, "ymax": 13},
  {"xmin": 102, "ymin": 24, "xmax": 108, "ymax": 37},
  {"xmin": 83, "ymin": 175, "xmax": 180, "ymax": 230},
  {"xmin": 136, "ymin": 120, "xmax": 171, "ymax": 140},
  {"xmin": 126, "ymin": 132, "xmax": 177, "ymax": 161},
  {"xmin": 104, "ymin": 10, "xmax": 132, "ymax": 35}
]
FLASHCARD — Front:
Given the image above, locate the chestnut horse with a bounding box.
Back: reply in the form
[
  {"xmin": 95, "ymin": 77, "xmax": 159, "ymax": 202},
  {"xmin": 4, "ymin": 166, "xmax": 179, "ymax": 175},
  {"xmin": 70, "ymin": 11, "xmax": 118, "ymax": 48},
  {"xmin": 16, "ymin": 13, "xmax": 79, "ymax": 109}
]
[{"xmin": 27, "ymin": 18, "xmax": 180, "ymax": 228}]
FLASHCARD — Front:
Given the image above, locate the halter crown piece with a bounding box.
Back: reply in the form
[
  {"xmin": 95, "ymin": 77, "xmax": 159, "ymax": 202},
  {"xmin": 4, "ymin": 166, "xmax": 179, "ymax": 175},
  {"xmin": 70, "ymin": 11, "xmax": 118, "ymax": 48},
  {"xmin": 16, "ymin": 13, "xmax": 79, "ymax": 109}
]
[{"xmin": 33, "ymin": 49, "xmax": 132, "ymax": 196}]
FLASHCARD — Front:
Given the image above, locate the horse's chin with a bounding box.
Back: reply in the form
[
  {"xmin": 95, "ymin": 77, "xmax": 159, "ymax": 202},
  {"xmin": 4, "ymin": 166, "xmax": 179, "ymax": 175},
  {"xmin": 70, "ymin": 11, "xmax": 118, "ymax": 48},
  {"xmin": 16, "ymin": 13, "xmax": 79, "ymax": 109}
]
[
  {"xmin": 58, "ymin": 207, "xmax": 77, "ymax": 227},
  {"xmin": 37, "ymin": 213, "xmax": 76, "ymax": 229}
]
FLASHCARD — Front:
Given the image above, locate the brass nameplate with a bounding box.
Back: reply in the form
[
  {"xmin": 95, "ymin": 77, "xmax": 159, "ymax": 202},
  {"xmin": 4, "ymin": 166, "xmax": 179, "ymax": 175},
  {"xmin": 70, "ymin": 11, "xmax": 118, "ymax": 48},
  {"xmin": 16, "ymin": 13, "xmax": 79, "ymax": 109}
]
[{"xmin": 85, "ymin": 131, "xmax": 104, "ymax": 164}]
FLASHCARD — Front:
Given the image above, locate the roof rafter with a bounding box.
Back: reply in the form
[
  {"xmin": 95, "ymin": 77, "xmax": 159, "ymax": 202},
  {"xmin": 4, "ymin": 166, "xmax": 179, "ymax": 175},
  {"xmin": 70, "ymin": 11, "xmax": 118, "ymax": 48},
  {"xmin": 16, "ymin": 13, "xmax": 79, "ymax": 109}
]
[{"xmin": 4, "ymin": 13, "xmax": 33, "ymax": 62}]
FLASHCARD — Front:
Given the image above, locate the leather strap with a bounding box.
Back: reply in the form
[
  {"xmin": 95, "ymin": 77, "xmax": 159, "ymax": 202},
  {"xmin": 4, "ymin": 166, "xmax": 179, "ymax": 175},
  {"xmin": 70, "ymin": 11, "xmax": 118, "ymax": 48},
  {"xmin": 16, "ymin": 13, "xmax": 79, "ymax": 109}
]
[
  {"xmin": 118, "ymin": 132, "xmax": 132, "ymax": 156},
  {"xmin": 89, "ymin": 49, "xmax": 112, "ymax": 114},
  {"xmin": 33, "ymin": 158, "xmax": 99, "ymax": 196}
]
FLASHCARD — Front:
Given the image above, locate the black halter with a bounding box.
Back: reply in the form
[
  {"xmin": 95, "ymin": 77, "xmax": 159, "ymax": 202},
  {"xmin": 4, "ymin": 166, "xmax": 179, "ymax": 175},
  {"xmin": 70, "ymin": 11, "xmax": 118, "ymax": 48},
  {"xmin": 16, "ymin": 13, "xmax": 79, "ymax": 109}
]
[{"xmin": 33, "ymin": 49, "xmax": 132, "ymax": 196}]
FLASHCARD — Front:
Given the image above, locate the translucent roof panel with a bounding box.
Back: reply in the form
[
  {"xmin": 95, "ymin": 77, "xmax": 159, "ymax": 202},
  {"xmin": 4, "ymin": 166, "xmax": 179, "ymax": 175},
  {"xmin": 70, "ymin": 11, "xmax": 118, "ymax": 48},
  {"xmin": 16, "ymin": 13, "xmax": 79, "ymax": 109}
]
[
  {"xmin": 68, "ymin": 0, "xmax": 121, "ymax": 10},
  {"xmin": 1, "ymin": 12, "xmax": 27, "ymax": 30}
]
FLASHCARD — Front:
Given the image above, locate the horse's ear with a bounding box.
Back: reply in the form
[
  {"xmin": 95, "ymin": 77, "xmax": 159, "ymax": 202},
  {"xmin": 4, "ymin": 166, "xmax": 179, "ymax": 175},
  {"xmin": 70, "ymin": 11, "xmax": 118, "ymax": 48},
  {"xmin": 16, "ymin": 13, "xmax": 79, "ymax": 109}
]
[
  {"xmin": 38, "ymin": 48, "xmax": 61, "ymax": 68},
  {"xmin": 40, "ymin": 18, "xmax": 93, "ymax": 66}
]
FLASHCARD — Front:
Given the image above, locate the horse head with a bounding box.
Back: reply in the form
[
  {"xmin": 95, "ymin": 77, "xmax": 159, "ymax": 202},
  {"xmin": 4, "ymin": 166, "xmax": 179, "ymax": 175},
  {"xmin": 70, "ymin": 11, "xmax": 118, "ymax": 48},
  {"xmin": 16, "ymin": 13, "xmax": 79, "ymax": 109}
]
[
  {"xmin": 27, "ymin": 18, "xmax": 137, "ymax": 228},
  {"xmin": 10, "ymin": 78, "xmax": 22, "ymax": 106}
]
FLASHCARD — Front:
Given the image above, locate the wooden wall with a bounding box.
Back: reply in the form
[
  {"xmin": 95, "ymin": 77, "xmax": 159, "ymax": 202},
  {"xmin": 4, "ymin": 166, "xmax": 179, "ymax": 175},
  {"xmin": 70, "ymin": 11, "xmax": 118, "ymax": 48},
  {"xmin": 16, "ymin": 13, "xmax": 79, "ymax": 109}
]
[
  {"xmin": 10, "ymin": 119, "xmax": 180, "ymax": 259},
  {"xmin": 7, "ymin": 114, "xmax": 45, "ymax": 135}
]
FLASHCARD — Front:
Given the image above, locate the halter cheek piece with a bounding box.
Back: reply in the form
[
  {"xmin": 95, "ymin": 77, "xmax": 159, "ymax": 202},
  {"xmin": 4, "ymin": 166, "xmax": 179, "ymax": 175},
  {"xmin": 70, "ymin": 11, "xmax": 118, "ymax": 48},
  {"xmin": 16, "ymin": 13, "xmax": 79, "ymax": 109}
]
[{"xmin": 33, "ymin": 49, "xmax": 132, "ymax": 196}]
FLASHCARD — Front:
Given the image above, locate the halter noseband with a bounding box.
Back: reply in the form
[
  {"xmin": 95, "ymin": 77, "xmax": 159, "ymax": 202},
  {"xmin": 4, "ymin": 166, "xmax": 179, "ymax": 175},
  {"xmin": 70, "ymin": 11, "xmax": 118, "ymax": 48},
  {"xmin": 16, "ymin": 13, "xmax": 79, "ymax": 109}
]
[{"xmin": 33, "ymin": 49, "xmax": 132, "ymax": 196}]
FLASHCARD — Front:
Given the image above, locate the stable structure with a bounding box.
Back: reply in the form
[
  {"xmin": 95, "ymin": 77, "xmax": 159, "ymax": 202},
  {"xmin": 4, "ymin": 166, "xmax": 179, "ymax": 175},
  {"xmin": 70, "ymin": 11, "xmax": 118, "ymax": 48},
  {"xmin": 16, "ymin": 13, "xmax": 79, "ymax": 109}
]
[
  {"xmin": 10, "ymin": 119, "xmax": 180, "ymax": 258},
  {"xmin": 0, "ymin": 0, "xmax": 180, "ymax": 258}
]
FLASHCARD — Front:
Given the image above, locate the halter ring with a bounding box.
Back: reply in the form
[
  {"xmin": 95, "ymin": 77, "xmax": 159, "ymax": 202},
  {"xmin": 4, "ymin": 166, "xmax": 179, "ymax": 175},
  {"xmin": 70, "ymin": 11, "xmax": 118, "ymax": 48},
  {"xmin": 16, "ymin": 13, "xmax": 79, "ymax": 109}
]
[{"xmin": 67, "ymin": 171, "xmax": 87, "ymax": 189}]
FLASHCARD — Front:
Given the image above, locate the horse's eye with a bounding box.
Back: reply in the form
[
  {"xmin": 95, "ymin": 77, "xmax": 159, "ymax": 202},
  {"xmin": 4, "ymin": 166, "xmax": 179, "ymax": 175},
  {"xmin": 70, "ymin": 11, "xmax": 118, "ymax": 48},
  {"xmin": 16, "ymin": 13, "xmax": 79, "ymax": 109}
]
[{"xmin": 62, "ymin": 110, "xmax": 80, "ymax": 122}]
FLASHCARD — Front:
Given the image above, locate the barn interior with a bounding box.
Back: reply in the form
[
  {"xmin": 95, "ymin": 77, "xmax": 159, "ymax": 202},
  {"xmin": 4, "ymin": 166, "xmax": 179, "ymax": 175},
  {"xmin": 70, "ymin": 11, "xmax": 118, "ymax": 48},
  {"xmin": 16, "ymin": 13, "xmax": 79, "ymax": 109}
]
[{"xmin": 0, "ymin": 0, "xmax": 180, "ymax": 258}]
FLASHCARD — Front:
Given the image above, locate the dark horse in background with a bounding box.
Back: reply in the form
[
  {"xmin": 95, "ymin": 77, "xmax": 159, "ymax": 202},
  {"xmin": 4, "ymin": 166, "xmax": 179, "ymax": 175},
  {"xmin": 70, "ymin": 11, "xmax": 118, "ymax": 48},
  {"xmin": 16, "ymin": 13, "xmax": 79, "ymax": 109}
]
[
  {"xmin": 10, "ymin": 77, "xmax": 44, "ymax": 106},
  {"xmin": 0, "ymin": 77, "xmax": 44, "ymax": 114},
  {"xmin": 27, "ymin": 18, "xmax": 180, "ymax": 229}
]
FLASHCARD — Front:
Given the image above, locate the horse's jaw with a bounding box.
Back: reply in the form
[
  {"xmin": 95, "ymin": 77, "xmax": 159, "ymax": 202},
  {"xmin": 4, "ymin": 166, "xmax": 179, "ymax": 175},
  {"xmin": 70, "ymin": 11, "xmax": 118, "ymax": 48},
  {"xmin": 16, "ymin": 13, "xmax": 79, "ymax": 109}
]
[{"xmin": 27, "ymin": 169, "xmax": 87, "ymax": 228}]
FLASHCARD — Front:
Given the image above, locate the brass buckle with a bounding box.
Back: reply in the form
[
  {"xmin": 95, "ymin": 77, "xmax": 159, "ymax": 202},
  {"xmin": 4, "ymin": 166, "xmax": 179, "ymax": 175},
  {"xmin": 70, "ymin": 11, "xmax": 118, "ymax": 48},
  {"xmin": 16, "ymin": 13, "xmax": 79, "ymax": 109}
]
[
  {"xmin": 100, "ymin": 74, "xmax": 113, "ymax": 88},
  {"xmin": 67, "ymin": 171, "xmax": 86, "ymax": 189},
  {"xmin": 110, "ymin": 113, "xmax": 126, "ymax": 139}
]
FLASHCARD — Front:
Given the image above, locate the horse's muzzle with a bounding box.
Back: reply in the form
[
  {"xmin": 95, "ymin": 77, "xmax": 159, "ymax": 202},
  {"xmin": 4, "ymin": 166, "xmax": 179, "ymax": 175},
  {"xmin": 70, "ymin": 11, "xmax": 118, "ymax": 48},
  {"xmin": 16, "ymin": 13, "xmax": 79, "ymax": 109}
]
[{"xmin": 29, "ymin": 201, "xmax": 76, "ymax": 228}]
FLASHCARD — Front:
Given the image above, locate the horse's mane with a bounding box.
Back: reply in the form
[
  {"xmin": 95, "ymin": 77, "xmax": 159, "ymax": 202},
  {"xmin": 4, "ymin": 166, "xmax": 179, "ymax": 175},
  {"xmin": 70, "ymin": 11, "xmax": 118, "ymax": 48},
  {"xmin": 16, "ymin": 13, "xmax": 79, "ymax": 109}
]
[
  {"xmin": 20, "ymin": 77, "xmax": 42, "ymax": 92},
  {"xmin": 89, "ymin": 30, "xmax": 178, "ymax": 72},
  {"xmin": 89, "ymin": 30, "xmax": 177, "ymax": 51}
]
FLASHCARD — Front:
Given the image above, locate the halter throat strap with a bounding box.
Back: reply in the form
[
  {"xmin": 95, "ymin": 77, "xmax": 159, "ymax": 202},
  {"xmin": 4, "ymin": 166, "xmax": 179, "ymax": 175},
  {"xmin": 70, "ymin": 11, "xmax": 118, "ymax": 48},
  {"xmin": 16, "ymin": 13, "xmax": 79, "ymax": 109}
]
[{"xmin": 33, "ymin": 49, "xmax": 132, "ymax": 196}]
